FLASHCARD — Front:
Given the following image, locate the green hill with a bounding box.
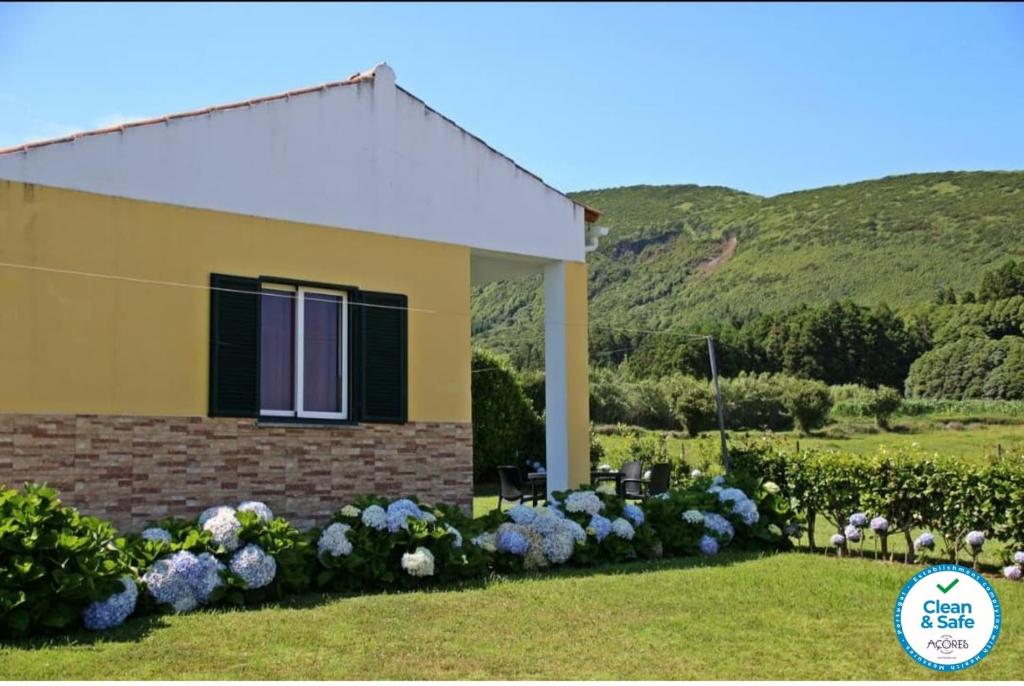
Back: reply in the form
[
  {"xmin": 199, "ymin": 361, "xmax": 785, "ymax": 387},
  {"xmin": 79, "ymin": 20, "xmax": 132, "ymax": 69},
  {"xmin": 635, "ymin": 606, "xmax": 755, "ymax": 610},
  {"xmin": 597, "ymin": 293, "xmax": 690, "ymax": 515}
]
[{"xmin": 471, "ymin": 171, "xmax": 1024, "ymax": 364}]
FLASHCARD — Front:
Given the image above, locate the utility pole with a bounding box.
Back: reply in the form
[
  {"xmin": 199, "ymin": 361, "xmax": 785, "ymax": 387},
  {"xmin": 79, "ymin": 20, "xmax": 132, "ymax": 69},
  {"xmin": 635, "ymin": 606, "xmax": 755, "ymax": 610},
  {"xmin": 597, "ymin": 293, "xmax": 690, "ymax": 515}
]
[{"xmin": 706, "ymin": 335, "xmax": 730, "ymax": 473}]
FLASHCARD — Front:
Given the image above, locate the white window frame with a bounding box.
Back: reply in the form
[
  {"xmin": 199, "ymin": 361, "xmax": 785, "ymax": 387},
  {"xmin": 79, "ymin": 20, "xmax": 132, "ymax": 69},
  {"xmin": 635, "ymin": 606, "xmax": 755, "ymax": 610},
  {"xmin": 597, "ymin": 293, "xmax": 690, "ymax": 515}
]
[{"xmin": 260, "ymin": 283, "xmax": 349, "ymax": 421}]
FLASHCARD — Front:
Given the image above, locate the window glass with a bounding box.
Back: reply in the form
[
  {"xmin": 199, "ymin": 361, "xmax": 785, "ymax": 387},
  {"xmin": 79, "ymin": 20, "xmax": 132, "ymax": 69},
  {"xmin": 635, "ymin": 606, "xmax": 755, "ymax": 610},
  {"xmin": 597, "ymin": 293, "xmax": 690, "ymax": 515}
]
[
  {"xmin": 260, "ymin": 289, "xmax": 295, "ymax": 412},
  {"xmin": 303, "ymin": 293, "xmax": 342, "ymax": 413}
]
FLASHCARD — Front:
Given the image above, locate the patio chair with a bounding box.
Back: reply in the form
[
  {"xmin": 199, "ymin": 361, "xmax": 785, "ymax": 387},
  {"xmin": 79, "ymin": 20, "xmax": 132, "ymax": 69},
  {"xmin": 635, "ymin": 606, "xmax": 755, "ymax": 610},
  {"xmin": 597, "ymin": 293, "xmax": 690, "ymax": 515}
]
[
  {"xmin": 646, "ymin": 463, "xmax": 671, "ymax": 498},
  {"xmin": 619, "ymin": 460, "xmax": 645, "ymax": 500},
  {"xmin": 497, "ymin": 465, "xmax": 530, "ymax": 510}
]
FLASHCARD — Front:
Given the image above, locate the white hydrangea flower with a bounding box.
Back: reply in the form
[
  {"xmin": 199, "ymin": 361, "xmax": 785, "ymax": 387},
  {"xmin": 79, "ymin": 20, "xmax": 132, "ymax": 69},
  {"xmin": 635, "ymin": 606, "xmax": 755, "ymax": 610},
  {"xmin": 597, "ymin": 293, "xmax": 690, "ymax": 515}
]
[
  {"xmin": 361, "ymin": 505, "xmax": 388, "ymax": 530},
  {"xmin": 318, "ymin": 523, "xmax": 354, "ymax": 558},
  {"xmin": 763, "ymin": 481, "xmax": 781, "ymax": 495},
  {"xmin": 401, "ymin": 546, "xmax": 435, "ymax": 577},
  {"xmin": 541, "ymin": 530, "xmax": 575, "ymax": 564},
  {"xmin": 192, "ymin": 552, "xmax": 225, "ymax": 603},
  {"xmin": 611, "ymin": 517, "xmax": 635, "ymax": 540},
  {"xmin": 340, "ymin": 505, "xmax": 361, "ymax": 518},
  {"xmin": 141, "ymin": 527, "xmax": 172, "ymax": 543},
  {"xmin": 142, "ymin": 556, "xmax": 199, "ymax": 614},
  {"xmin": 530, "ymin": 508, "xmax": 562, "ymax": 536},
  {"xmin": 445, "ymin": 524, "xmax": 463, "ymax": 548},
  {"xmin": 681, "ymin": 510, "xmax": 704, "ymax": 525},
  {"xmin": 690, "ymin": 468, "xmax": 703, "ymax": 478},
  {"xmin": 237, "ymin": 500, "xmax": 274, "ymax": 522},
  {"xmin": 564, "ymin": 491, "xmax": 603, "ymax": 515},
  {"xmin": 203, "ymin": 511, "xmax": 242, "ymax": 552},
  {"xmin": 230, "ymin": 544, "xmax": 277, "ymax": 589},
  {"xmin": 198, "ymin": 505, "xmax": 236, "ymax": 527},
  {"xmin": 471, "ymin": 531, "xmax": 497, "ymax": 552}
]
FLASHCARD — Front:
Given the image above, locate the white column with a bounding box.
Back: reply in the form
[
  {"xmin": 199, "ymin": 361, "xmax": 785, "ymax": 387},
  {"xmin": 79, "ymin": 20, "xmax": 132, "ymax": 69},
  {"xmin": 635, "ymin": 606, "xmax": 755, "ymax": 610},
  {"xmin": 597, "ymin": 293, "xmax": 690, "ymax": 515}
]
[{"xmin": 544, "ymin": 260, "xmax": 570, "ymax": 496}]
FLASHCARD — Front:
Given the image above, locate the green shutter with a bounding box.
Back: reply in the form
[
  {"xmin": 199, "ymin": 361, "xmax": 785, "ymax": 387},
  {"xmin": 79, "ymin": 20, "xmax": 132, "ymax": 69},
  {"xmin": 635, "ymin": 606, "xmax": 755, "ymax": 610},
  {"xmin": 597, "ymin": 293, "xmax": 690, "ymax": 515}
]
[
  {"xmin": 358, "ymin": 291, "xmax": 408, "ymax": 423},
  {"xmin": 209, "ymin": 273, "xmax": 259, "ymax": 417}
]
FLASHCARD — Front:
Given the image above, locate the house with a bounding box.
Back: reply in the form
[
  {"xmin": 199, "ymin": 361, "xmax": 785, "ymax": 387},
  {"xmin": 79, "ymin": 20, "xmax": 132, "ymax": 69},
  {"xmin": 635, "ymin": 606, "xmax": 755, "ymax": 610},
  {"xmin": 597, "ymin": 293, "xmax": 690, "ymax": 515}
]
[{"xmin": 0, "ymin": 64, "xmax": 598, "ymax": 528}]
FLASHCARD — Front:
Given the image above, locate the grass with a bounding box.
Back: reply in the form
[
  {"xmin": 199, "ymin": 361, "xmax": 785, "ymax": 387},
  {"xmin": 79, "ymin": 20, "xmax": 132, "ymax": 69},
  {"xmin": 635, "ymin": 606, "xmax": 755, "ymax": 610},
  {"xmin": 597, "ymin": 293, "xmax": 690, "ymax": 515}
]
[
  {"xmin": 3, "ymin": 552, "xmax": 1022, "ymax": 679},
  {"xmin": 594, "ymin": 416, "xmax": 1024, "ymax": 469}
]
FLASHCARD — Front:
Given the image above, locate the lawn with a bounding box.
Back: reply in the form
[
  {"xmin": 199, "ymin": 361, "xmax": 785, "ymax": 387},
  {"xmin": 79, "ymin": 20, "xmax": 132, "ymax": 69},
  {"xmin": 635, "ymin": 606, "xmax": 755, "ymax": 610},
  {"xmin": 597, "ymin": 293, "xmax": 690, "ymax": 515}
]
[{"xmin": 3, "ymin": 553, "xmax": 1021, "ymax": 679}]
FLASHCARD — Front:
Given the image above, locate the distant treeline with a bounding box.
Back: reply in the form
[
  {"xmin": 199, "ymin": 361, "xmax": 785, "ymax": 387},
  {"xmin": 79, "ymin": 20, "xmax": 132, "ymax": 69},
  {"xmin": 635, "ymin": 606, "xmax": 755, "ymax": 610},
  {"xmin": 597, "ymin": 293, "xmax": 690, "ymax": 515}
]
[{"xmin": 583, "ymin": 259, "xmax": 1024, "ymax": 401}]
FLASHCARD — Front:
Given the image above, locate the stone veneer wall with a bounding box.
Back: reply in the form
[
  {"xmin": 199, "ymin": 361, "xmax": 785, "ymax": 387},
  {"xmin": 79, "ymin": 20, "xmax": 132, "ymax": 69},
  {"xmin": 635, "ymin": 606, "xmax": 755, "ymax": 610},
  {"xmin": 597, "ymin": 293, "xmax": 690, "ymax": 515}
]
[{"xmin": 0, "ymin": 414, "xmax": 473, "ymax": 530}]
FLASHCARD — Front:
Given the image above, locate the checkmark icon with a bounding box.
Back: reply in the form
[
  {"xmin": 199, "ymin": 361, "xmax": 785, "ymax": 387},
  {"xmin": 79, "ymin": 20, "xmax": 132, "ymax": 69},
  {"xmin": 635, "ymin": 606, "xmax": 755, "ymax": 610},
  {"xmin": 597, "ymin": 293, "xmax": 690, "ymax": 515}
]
[{"xmin": 937, "ymin": 578, "xmax": 959, "ymax": 594}]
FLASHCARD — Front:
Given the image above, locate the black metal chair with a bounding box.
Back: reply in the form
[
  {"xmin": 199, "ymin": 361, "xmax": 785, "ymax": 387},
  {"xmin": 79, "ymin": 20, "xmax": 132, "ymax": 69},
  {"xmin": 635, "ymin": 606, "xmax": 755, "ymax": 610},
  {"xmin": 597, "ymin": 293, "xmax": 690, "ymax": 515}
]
[
  {"xmin": 646, "ymin": 463, "xmax": 671, "ymax": 497},
  {"xmin": 497, "ymin": 465, "xmax": 530, "ymax": 510},
  {"xmin": 619, "ymin": 460, "xmax": 645, "ymax": 500}
]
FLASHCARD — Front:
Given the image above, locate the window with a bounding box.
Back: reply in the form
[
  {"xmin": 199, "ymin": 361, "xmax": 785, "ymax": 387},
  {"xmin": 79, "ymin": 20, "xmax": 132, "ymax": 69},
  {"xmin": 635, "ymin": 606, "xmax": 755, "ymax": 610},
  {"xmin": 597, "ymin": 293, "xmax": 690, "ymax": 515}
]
[{"xmin": 260, "ymin": 284, "xmax": 348, "ymax": 420}]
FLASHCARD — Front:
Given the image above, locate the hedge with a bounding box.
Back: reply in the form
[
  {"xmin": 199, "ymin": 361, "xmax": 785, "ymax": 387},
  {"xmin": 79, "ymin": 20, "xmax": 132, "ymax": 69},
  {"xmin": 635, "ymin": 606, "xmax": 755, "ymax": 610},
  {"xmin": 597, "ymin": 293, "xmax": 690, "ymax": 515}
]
[
  {"xmin": 731, "ymin": 441, "xmax": 1024, "ymax": 565},
  {"xmin": 0, "ymin": 471, "xmax": 792, "ymax": 639}
]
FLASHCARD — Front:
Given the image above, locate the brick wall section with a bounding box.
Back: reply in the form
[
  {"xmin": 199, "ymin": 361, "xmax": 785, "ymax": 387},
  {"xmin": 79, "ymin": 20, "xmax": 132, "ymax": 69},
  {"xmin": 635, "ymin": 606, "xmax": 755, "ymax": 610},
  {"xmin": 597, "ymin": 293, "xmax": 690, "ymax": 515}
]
[{"xmin": 0, "ymin": 414, "xmax": 473, "ymax": 530}]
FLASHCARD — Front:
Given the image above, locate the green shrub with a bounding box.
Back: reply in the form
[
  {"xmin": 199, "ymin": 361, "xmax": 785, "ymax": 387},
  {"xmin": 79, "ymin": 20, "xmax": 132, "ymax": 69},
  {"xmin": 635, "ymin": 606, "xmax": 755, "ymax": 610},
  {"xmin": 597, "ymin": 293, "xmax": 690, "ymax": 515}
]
[
  {"xmin": 0, "ymin": 484, "xmax": 132, "ymax": 637},
  {"xmin": 667, "ymin": 375, "xmax": 715, "ymax": 437},
  {"xmin": 906, "ymin": 335, "xmax": 1024, "ymax": 400},
  {"xmin": 720, "ymin": 373, "xmax": 790, "ymax": 430},
  {"xmin": 782, "ymin": 378, "xmax": 833, "ymax": 433},
  {"xmin": 518, "ymin": 369, "xmax": 546, "ymax": 415},
  {"xmin": 471, "ymin": 349, "xmax": 545, "ymax": 481},
  {"xmin": 866, "ymin": 386, "xmax": 903, "ymax": 429},
  {"xmin": 589, "ymin": 367, "xmax": 636, "ymax": 425}
]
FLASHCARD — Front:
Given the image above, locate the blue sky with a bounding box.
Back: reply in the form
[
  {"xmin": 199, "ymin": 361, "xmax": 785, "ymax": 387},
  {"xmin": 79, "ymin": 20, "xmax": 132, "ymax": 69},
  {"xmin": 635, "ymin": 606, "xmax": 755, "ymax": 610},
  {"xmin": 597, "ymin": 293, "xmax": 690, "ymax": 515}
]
[{"xmin": 1, "ymin": 2, "xmax": 1022, "ymax": 196}]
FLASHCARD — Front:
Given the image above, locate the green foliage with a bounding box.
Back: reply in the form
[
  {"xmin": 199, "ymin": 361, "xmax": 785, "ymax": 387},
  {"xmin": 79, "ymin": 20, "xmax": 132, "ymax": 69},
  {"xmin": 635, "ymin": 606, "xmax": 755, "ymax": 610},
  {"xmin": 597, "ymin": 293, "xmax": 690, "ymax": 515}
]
[
  {"xmin": 979, "ymin": 259, "xmax": 1024, "ymax": 302},
  {"xmin": 471, "ymin": 349, "xmax": 545, "ymax": 481},
  {"xmin": 0, "ymin": 484, "xmax": 132, "ymax": 637},
  {"xmin": 667, "ymin": 374, "xmax": 715, "ymax": 436},
  {"xmin": 865, "ymin": 386, "xmax": 902, "ymax": 429},
  {"xmin": 473, "ymin": 172, "xmax": 1024, "ymax": 381},
  {"xmin": 781, "ymin": 378, "xmax": 833, "ymax": 433},
  {"xmin": 906, "ymin": 335, "xmax": 1024, "ymax": 400}
]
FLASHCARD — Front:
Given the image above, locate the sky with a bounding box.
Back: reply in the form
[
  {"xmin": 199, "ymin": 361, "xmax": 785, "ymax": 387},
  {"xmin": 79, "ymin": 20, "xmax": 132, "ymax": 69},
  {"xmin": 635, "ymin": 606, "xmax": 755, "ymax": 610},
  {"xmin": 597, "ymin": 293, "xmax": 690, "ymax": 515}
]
[{"xmin": 0, "ymin": 2, "xmax": 1022, "ymax": 196}]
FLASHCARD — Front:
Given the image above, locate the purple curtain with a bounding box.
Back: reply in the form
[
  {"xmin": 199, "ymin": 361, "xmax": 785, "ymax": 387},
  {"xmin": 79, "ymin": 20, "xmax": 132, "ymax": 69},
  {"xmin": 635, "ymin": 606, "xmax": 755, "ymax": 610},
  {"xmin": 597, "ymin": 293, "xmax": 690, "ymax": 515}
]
[
  {"xmin": 303, "ymin": 293, "xmax": 342, "ymax": 413},
  {"xmin": 260, "ymin": 289, "xmax": 295, "ymax": 411}
]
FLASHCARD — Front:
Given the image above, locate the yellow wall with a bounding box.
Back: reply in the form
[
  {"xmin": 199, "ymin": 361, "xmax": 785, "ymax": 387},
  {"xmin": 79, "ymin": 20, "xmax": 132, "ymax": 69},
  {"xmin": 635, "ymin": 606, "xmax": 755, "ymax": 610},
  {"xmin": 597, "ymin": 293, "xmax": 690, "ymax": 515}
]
[
  {"xmin": 563, "ymin": 261, "xmax": 591, "ymax": 487},
  {"xmin": 0, "ymin": 181, "xmax": 472, "ymax": 422}
]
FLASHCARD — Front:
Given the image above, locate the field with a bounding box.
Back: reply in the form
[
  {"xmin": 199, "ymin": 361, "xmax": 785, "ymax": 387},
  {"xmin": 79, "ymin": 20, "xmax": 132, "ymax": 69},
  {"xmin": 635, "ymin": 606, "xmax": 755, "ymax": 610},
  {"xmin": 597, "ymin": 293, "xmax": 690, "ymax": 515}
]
[{"xmin": 3, "ymin": 552, "xmax": 1022, "ymax": 680}]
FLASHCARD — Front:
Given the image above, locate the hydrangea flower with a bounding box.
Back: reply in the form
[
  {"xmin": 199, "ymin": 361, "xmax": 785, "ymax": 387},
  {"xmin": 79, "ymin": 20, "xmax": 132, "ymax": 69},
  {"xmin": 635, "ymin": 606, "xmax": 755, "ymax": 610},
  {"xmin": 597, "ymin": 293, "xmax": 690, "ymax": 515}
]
[
  {"xmin": 318, "ymin": 522, "xmax": 354, "ymax": 558},
  {"xmin": 421, "ymin": 512, "xmax": 437, "ymax": 524},
  {"xmin": 690, "ymin": 468, "xmax": 703, "ymax": 478},
  {"xmin": 507, "ymin": 504, "xmax": 538, "ymax": 525},
  {"xmin": 237, "ymin": 500, "xmax": 273, "ymax": 522},
  {"xmin": 784, "ymin": 522, "xmax": 803, "ymax": 538},
  {"xmin": 564, "ymin": 491, "xmax": 603, "ymax": 516},
  {"xmin": 559, "ymin": 518, "xmax": 587, "ymax": 543},
  {"xmin": 623, "ymin": 503, "xmax": 645, "ymax": 527},
  {"xmin": 914, "ymin": 532, "xmax": 935, "ymax": 551},
  {"xmin": 143, "ymin": 553, "xmax": 201, "ymax": 613},
  {"xmin": 401, "ymin": 547, "xmax": 435, "ymax": 577},
  {"xmin": 361, "ymin": 505, "xmax": 387, "ymax": 530},
  {"xmin": 830, "ymin": 534, "xmax": 846, "ymax": 547},
  {"xmin": 966, "ymin": 530, "xmax": 985, "ymax": 549},
  {"xmin": 711, "ymin": 475, "xmax": 726, "ymax": 487},
  {"xmin": 681, "ymin": 510, "xmax": 704, "ymax": 526},
  {"xmin": 611, "ymin": 517, "xmax": 635, "ymax": 540},
  {"xmin": 1004, "ymin": 565, "xmax": 1022, "ymax": 582},
  {"xmin": 763, "ymin": 481, "xmax": 780, "ymax": 495},
  {"xmin": 203, "ymin": 511, "xmax": 242, "ymax": 552},
  {"xmin": 718, "ymin": 488, "xmax": 748, "ymax": 505},
  {"xmin": 530, "ymin": 508, "xmax": 562, "ymax": 536},
  {"xmin": 849, "ymin": 512, "xmax": 868, "ymax": 528},
  {"xmin": 844, "ymin": 524, "xmax": 862, "ymax": 543},
  {"xmin": 340, "ymin": 505, "xmax": 361, "ymax": 518},
  {"xmin": 588, "ymin": 514, "xmax": 613, "ymax": 542},
  {"xmin": 706, "ymin": 485, "xmax": 723, "ymax": 495},
  {"xmin": 870, "ymin": 516, "xmax": 889, "ymax": 533},
  {"xmin": 471, "ymin": 531, "xmax": 497, "ymax": 552},
  {"xmin": 141, "ymin": 527, "xmax": 172, "ymax": 544},
  {"xmin": 699, "ymin": 535, "xmax": 719, "ymax": 556},
  {"xmin": 230, "ymin": 544, "xmax": 277, "ymax": 590},
  {"xmin": 496, "ymin": 525, "xmax": 530, "ymax": 556},
  {"xmin": 444, "ymin": 524, "xmax": 463, "ymax": 548},
  {"xmin": 191, "ymin": 553, "xmax": 225, "ymax": 603},
  {"xmin": 1014, "ymin": 551, "xmax": 1024, "ymax": 566},
  {"xmin": 733, "ymin": 499, "xmax": 760, "ymax": 527},
  {"xmin": 82, "ymin": 576, "xmax": 138, "ymax": 630},
  {"xmin": 702, "ymin": 513, "xmax": 734, "ymax": 543},
  {"xmin": 541, "ymin": 530, "xmax": 575, "ymax": 564},
  {"xmin": 198, "ymin": 506, "xmax": 235, "ymax": 527}
]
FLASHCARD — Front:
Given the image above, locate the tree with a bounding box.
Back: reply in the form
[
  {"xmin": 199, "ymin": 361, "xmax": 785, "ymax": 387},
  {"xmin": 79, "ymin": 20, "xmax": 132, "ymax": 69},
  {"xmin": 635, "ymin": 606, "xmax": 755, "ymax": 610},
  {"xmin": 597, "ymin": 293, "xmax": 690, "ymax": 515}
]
[
  {"xmin": 782, "ymin": 378, "xmax": 833, "ymax": 434},
  {"xmin": 866, "ymin": 386, "xmax": 903, "ymax": 429},
  {"xmin": 979, "ymin": 259, "xmax": 1024, "ymax": 302}
]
